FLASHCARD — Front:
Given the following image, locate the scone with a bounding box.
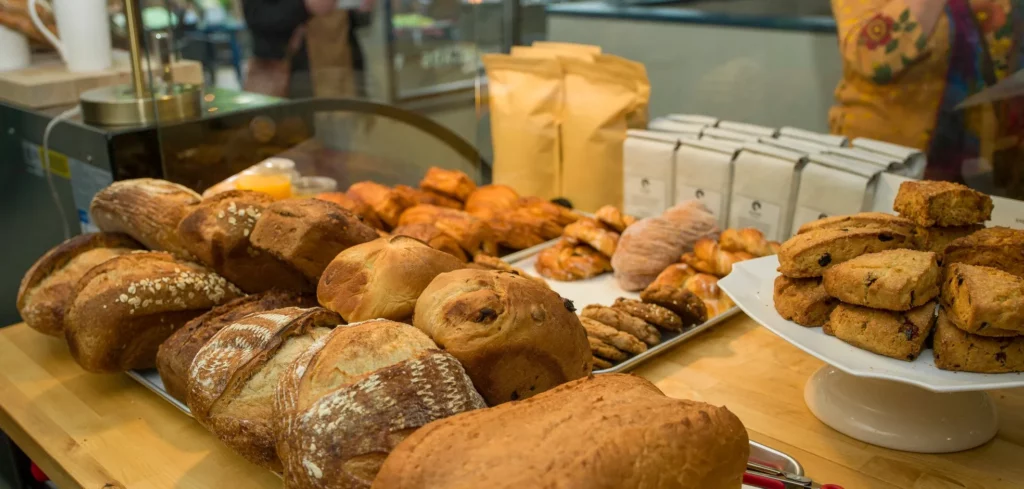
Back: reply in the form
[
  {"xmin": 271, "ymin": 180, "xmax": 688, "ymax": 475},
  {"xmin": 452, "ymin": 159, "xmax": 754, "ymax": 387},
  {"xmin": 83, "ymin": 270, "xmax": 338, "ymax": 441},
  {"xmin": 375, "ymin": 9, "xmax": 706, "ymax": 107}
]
[
  {"xmin": 941, "ymin": 263, "xmax": 1024, "ymax": 336},
  {"xmin": 822, "ymin": 250, "xmax": 940, "ymax": 311},
  {"xmin": 773, "ymin": 275, "xmax": 838, "ymax": 327},
  {"xmin": 797, "ymin": 212, "xmax": 923, "ymax": 246},
  {"xmin": 893, "ymin": 180, "xmax": 993, "ymax": 227},
  {"xmin": 921, "ymin": 224, "xmax": 983, "ymax": 255},
  {"xmin": 943, "ymin": 227, "xmax": 1024, "ymax": 278},
  {"xmin": 777, "ymin": 228, "xmax": 913, "ymax": 278},
  {"xmin": 934, "ymin": 308, "xmax": 1024, "ymax": 373},
  {"xmin": 823, "ymin": 302, "xmax": 937, "ymax": 361}
]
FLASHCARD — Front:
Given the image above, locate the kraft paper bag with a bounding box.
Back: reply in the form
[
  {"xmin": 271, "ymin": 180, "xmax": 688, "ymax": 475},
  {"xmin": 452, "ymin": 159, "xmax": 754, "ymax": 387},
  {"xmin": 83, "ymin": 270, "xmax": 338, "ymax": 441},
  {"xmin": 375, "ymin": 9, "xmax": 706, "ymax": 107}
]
[
  {"xmin": 597, "ymin": 54, "xmax": 650, "ymax": 129},
  {"xmin": 531, "ymin": 41, "xmax": 602, "ymax": 55},
  {"xmin": 511, "ymin": 45, "xmax": 594, "ymax": 61},
  {"xmin": 482, "ymin": 54, "xmax": 563, "ymax": 200},
  {"xmin": 561, "ymin": 59, "xmax": 636, "ymax": 211}
]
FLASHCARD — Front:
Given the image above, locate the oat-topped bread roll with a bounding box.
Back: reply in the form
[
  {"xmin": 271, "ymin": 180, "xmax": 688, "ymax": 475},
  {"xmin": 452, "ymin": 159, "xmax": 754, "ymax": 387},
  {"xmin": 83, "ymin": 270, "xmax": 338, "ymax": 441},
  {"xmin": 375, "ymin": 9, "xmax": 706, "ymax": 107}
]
[
  {"xmin": 17, "ymin": 233, "xmax": 142, "ymax": 336},
  {"xmin": 250, "ymin": 198, "xmax": 378, "ymax": 282},
  {"xmin": 64, "ymin": 252, "xmax": 244, "ymax": 373},
  {"xmin": 777, "ymin": 227, "xmax": 913, "ymax": 278},
  {"xmin": 373, "ymin": 374, "xmax": 749, "ymax": 489},
  {"xmin": 414, "ymin": 269, "xmax": 591, "ymax": 405},
  {"xmin": 823, "ymin": 250, "xmax": 940, "ymax": 311},
  {"xmin": 893, "ymin": 180, "xmax": 993, "ymax": 227},
  {"xmin": 318, "ymin": 236, "xmax": 464, "ymax": 322},
  {"xmin": 177, "ymin": 190, "xmax": 311, "ymax": 293},
  {"xmin": 156, "ymin": 291, "xmax": 317, "ymax": 403},
  {"xmin": 390, "ymin": 223, "xmax": 468, "ymax": 262},
  {"xmin": 90, "ymin": 178, "xmax": 201, "ymax": 257},
  {"xmin": 187, "ymin": 307, "xmax": 340, "ymax": 471},
  {"xmin": 464, "ymin": 184, "xmax": 520, "ymax": 219},
  {"xmin": 943, "ymin": 227, "xmax": 1024, "ymax": 278},
  {"xmin": 419, "ymin": 167, "xmax": 477, "ymax": 202},
  {"xmin": 275, "ymin": 320, "xmax": 485, "ymax": 489},
  {"xmin": 941, "ymin": 263, "xmax": 1024, "ymax": 336},
  {"xmin": 346, "ymin": 181, "xmax": 415, "ymax": 230}
]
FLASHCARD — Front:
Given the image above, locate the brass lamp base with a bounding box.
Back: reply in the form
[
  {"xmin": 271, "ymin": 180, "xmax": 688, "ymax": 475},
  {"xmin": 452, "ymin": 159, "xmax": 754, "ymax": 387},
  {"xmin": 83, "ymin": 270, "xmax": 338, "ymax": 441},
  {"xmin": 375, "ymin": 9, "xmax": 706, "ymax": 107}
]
[{"xmin": 80, "ymin": 83, "xmax": 203, "ymax": 126}]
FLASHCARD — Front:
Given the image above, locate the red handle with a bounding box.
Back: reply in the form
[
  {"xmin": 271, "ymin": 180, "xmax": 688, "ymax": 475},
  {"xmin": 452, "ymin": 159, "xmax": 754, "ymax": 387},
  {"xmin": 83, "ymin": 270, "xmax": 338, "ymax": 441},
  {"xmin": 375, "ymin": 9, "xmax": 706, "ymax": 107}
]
[
  {"xmin": 743, "ymin": 472, "xmax": 786, "ymax": 489},
  {"xmin": 821, "ymin": 485, "xmax": 844, "ymax": 489}
]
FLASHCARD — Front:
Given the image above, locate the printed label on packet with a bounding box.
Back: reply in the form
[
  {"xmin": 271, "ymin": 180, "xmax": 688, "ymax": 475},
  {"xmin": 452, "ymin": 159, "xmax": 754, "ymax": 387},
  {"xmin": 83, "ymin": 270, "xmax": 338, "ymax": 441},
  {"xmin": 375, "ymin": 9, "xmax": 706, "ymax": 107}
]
[
  {"xmin": 676, "ymin": 184, "xmax": 724, "ymax": 217},
  {"xmin": 731, "ymin": 194, "xmax": 782, "ymax": 240},
  {"xmin": 624, "ymin": 175, "xmax": 668, "ymax": 218},
  {"xmin": 791, "ymin": 206, "xmax": 831, "ymax": 236}
]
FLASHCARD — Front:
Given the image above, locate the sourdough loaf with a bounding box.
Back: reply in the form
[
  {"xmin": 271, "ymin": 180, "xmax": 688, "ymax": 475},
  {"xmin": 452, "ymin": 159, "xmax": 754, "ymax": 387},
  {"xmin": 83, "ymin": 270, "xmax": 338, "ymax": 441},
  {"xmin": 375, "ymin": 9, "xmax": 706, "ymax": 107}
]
[
  {"xmin": 89, "ymin": 178, "xmax": 201, "ymax": 257},
  {"xmin": 372, "ymin": 374, "xmax": 749, "ymax": 489},
  {"xmin": 64, "ymin": 252, "xmax": 244, "ymax": 372},
  {"xmin": 156, "ymin": 291, "xmax": 317, "ymax": 402},
  {"xmin": 187, "ymin": 307, "xmax": 341, "ymax": 471},
  {"xmin": 414, "ymin": 269, "xmax": 591, "ymax": 405},
  {"xmin": 17, "ymin": 233, "xmax": 142, "ymax": 336},
  {"xmin": 275, "ymin": 320, "xmax": 485, "ymax": 489}
]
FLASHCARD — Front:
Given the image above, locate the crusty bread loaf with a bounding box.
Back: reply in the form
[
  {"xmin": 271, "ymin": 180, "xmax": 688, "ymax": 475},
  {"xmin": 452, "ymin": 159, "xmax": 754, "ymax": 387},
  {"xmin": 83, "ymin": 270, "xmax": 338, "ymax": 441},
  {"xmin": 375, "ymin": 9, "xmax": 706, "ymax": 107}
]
[
  {"xmin": 64, "ymin": 252, "xmax": 244, "ymax": 373},
  {"xmin": 17, "ymin": 233, "xmax": 142, "ymax": 336},
  {"xmin": 177, "ymin": 190, "xmax": 311, "ymax": 293},
  {"xmin": 414, "ymin": 269, "xmax": 591, "ymax": 405},
  {"xmin": 89, "ymin": 178, "xmax": 201, "ymax": 257},
  {"xmin": 275, "ymin": 320, "xmax": 485, "ymax": 489},
  {"xmin": 250, "ymin": 198, "xmax": 378, "ymax": 282},
  {"xmin": 156, "ymin": 291, "xmax": 317, "ymax": 402},
  {"xmin": 372, "ymin": 374, "xmax": 749, "ymax": 489},
  {"xmin": 318, "ymin": 236, "xmax": 464, "ymax": 322},
  {"xmin": 187, "ymin": 307, "xmax": 341, "ymax": 471}
]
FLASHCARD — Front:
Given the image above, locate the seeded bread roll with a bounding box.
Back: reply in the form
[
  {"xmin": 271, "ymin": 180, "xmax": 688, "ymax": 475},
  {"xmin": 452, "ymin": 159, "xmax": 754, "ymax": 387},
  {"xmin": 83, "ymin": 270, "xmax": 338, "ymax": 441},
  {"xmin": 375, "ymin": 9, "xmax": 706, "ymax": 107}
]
[
  {"xmin": 373, "ymin": 374, "xmax": 749, "ymax": 489},
  {"xmin": 249, "ymin": 198, "xmax": 379, "ymax": 282},
  {"xmin": 414, "ymin": 269, "xmax": 591, "ymax": 405},
  {"xmin": 275, "ymin": 320, "xmax": 485, "ymax": 489},
  {"xmin": 17, "ymin": 233, "xmax": 142, "ymax": 336},
  {"xmin": 777, "ymin": 228, "xmax": 913, "ymax": 278},
  {"xmin": 822, "ymin": 250, "xmax": 940, "ymax": 311},
  {"xmin": 156, "ymin": 291, "xmax": 317, "ymax": 402},
  {"xmin": 893, "ymin": 180, "xmax": 993, "ymax": 227},
  {"xmin": 187, "ymin": 307, "xmax": 341, "ymax": 471},
  {"xmin": 89, "ymin": 178, "xmax": 201, "ymax": 257},
  {"xmin": 64, "ymin": 252, "xmax": 244, "ymax": 373},
  {"xmin": 177, "ymin": 190, "xmax": 311, "ymax": 293}
]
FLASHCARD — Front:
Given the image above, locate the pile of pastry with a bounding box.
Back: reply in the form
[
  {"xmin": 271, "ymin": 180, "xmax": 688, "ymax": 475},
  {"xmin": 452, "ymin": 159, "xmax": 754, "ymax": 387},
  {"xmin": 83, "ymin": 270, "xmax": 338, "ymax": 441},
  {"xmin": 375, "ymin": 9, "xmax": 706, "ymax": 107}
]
[
  {"xmin": 17, "ymin": 178, "xmax": 750, "ymax": 488},
  {"xmin": 774, "ymin": 180, "xmax": 1024, "ymax": 373},
  {"xmin": 317, "ymin": 167, "xmax": 582, "ymax": 261},
  {"xmin": 534, "ymin": 205, "xmax": 633, "ymax": 281}
]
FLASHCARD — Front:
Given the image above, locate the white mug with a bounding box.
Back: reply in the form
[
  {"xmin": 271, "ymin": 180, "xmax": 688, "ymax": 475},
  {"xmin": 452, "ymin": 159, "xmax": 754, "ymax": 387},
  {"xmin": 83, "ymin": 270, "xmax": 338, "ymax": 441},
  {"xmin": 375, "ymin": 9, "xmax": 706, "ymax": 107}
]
[
  {"xmin": 0, "ymin": 25, "xmax": 31, "ymax": 72},
  {"xmin": 29, "ymin": 0, "xmax": 112, "ymax": 72}
]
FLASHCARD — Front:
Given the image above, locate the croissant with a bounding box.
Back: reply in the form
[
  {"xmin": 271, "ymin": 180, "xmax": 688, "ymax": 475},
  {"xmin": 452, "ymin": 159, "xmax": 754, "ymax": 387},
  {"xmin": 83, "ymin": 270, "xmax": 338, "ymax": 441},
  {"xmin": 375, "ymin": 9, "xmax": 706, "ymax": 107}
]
[
  {"xmin": 719, "ymin": 228, "xmax": 780, "ymax": 257},
  {"xmin": 315, "ymin": 192, "xmax": 385, "ymax": 230},
  {"xmin": 419, "ymin": 167, "xmax": 477, "ymax": 202},
  {"xmin": 562, "ymin": 218, "xmax": 619, "ymax": 258},
  {"xmin": 391, "ymin": 223, "xmax": 468, "ymax": 262},
  {"xmin": 399, "ymin": 205, "xmax": 498, "ymax": 257},
  {"xmin": 465, "ymin": 185, "xmax": 520, "ymax": 220},
  {"xmin": 346, "ymin": 181, "xmax": 414, "ymax": 230},
  {"xmin": 594, "ymin": 205, "xmax": 636, "ymax": 232},
  {"xmin": 688, "ymin": 239, "xmax": 755, "ymax": 277},
  {"xmin": 393, "ymin": 184, "xmax": 463, "ymax": 210},
  {"xmin": 682, "ymin": 273, "xmax": 735, "ymax": 318}
]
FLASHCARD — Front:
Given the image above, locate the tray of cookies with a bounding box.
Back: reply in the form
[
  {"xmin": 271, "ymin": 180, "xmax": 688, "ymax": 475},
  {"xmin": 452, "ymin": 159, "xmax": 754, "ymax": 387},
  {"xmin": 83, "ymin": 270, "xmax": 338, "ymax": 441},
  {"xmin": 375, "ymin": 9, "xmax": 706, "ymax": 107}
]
[{"xmin": 722, "ymin": 180, "xmax": 1024, "ymax": 392}]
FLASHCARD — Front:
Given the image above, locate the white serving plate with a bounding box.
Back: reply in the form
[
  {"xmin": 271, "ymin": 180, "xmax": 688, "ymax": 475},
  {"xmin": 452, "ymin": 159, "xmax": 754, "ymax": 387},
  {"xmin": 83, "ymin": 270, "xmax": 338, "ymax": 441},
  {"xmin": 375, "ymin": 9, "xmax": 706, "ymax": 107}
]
[{"xmin": 720, "ymin": 256, "xmax": 1024, "ymax": 393}]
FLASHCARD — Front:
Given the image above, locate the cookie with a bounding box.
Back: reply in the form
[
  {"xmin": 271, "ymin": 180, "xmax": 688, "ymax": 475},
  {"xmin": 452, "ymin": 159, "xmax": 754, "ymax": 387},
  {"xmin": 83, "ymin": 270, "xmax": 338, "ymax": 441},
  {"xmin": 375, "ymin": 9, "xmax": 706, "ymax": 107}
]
[
  {"xmin": 612, "ymin": 298, "xmax": 684, "ymax": 331},
  {"xmin": 773, "ymin": 275, "xmax": 838, "ymax": 327},
  {"xmin": 588, "ymin": 336, "xmax": 627, "ymax": 362},
  {"xmin": 822, "ymin": 250, "xmax": 940, "ymax": 311},
  {"xmin": 943, "ymin": 227, "xmax": 1024, "ymax": 278},
  {"xmin": 823, "ymin": 302, "xmax": 937, "ymax": 361},
  {"xmin": 934, "ymin": 308, "xmax": 1024, "ymax": 373},
  {"xmin": 580, "ymin": 305, "xmax": 661, "ymax": 346},
  {"xmin": 777, "ymin": 228, "xmax": 913, "ymax": 278},
  {"xmin": 941, "ymin": 263, "xmax": 1024, "ymax": 336},
  {"xmin": 580, "ymin": 317, "xmax": 647, "ymax": 355},
  {"xmin": 893, "ymin": 180, "xmax": 993, "ymax": 227}
]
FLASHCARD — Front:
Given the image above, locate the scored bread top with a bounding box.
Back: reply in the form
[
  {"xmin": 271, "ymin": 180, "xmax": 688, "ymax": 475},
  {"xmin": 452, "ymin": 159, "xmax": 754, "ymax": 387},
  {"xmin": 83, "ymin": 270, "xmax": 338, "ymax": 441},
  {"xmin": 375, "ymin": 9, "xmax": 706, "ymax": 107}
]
[{"xmin": 89, "ymin": 178, "xmax": 201, "ymax": 257}]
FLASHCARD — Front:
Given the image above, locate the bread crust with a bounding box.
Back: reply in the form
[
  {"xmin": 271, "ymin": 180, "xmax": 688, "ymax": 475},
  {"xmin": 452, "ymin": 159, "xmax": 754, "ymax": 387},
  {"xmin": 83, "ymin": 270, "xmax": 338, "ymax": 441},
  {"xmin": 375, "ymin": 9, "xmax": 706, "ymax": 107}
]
[
  {"xmin": 17, "ymin": 232, "xmax": 142, "ymax": 336},
  {"xmin": 89, "ymin": 178, "xmax": 201, "ymax": 256}
]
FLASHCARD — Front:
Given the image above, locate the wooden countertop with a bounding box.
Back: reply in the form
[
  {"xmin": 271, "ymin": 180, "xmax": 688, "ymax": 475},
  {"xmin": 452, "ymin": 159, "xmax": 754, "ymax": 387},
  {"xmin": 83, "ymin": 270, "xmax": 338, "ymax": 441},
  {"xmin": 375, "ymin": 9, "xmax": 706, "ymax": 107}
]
[{"xmin": 1, "ymin": 316, "xmax": 1023, "ymax": 489}]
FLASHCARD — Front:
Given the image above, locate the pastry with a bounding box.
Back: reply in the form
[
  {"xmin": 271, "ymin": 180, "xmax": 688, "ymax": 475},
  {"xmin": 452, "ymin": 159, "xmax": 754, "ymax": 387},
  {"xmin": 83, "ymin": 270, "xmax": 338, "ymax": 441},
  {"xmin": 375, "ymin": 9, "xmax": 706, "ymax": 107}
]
[
  {"xmin": 580, "ymin": 304, "xmax": 660, "ymax": 346},
  {"xmin": 249, "ymin": 198, "xmax": 379, "ymax": 282},
  {"xmin": 580, "ymin": 317, "xmax": 647, "ymax": 355},
  {"xmin": 64, "ymin": 252, "xmax": 244, "ymax": 373},
  {"xmin": 535, "ymin": 239, "xmax": 612, "ymax": 281},
  {"xmin": 187, "ymin": 307, "xmax": 340, "ymax": 470},
  {"xmin": 517, "ymin": 197, "xmax": 581, "ymax": 227},
  {"xmin": 562, "ymin": 218, "xmax": 620, "ymax": 257},
  {"xmin": 639, "ymin": 279, "xmax": 708, "ymax": 327},
  {"xmin": 399, "ymin": 205, "xmax": 498, "ymax": 256},
  {"xmin": 177, "ymin": 190, "xmax": 311, "ymax": 293},
  {"xmin": 464, "ymin": 184, "xmax": 520, "ymax": 220},
  {"xmin": 797, "ymin": 212, "xmax": 923, "ymax": 244},
  {"xmin": 893, "ymin": 180, "xmax": 993, "ymax": 227},
  {"xmin": 777, "ymin": 227, "xmax": 913, "ymax": 278},
  {"xmin": 921, "ymin": 224, "xmax": 983, "ymax": 255},
  {"xmin": 611, "ymin": 298, "xmax": 683, "ymax": 331},
  {"xmin": 941, "ymin": 263, "xmax": 1024, "ymax": 336},
  {"xmin": 391, "ymin": 223, "xmax": 469, "ymax": 262},
  {"xmin": 933, "ymin": 308, "xmax": 1024, "ymax": 373},
  {"xmin": 89, "ymin": 178, "xmax": 201, "ymax": 257},
  {"xmin": 718, "ymin": 228, "xmax": 780, "ymax": 257},
  {"xmin": 589, "ymin": 336, "xmax": 628, "ymax": 362},
  {"xmin": 822, "ymin": 250, "xmax": 940, "ymax": 311},
  {"xmin": 318, "ymin": 236, "xmax": 464, "ymax": 322},
  {"xmin": 688, "ymin": 238, "xmax": 754, "ymax": 277},
  {"xmin": 659, "ymin": 200, "xmax": 720, "ymax": 249},
  {"xmin": 611, "ymin": 217, "xmax": 694, "ymax": 291},
  {"xmin": 414, "ymin": 269, "xmax": 591, "ymax": 405},
  {"xmin": 492, "ymin": 206, "xmax": 563, "ymax": 249},
  {"xmin": 17, "ymin": 233, "xmax": 142, "ymax": 336},
  {"xmin": 594, "ymin": 205, "xmax": 636, "ymax": 232},
  {"xmin": 682, "ymin": 273, "xmax": 735, "ymax": 318},
  {"xmin": 393, "ymin": 184, "xmax": 463, "ymax": 209},
  {"xmin": 772, "ymin": 275, "xmax": 838, "ymax": 327},
  {"xmin": 823, "ymin": 302, "xmax": 937, "ymax": 361},
  {"xmin": 315, "ymin": 191, "xmax": 386, "ymax": 229},
  {"xmin": 347, "ymin": 181, "xmax": 415, "ymax": 229},
  {"xmin": 943, "ymin": 227, "xmax": 1024, "ymax": 278},
  {"xmin": 373, "ymin": 375, "xmax": 749, "ymax": 489},
  {"xmin": 419, "ymin": 167, "xmax": 477, "ymax": 201}
]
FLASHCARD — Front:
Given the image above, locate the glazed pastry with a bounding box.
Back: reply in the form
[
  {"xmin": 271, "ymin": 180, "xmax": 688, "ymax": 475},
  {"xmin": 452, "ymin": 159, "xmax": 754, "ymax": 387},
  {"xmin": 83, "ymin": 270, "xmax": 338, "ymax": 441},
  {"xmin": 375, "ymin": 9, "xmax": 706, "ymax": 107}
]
[
  {"xmin": 718, "ymin": 228, "xmax": 780, "ymax": 257},
  {"xmin": 347, "ymin": 181, "xmax": 415, "ymax": 229},
  {"xmin": 315, "ymin": 191, "xmax": 386, "ymax": 230},
  {"xmin": 393, "ymin": 184, "xmax": 463, "ymax": 209},
  {"xmin": 391, "ymin": 223, "xmax": 469, "ymax": 262},
  {"xmin": 465, "ymin": 184, "xmax": 520, "ymax": 220},
  {"xmin": 562, "ymin": 218, "xmax": 620, "ymax": 258},
  {"xmin": 419, "ymin": 167, "xmax": 477, "ymax": 202},
  {"xmin": 535, "ymin": 240, "xmax": 612, "ymax": 281},
  {"xmin": 399, "ymin": 205, "xmax": 498, "ymax": 256},
  {"xmin": 683, "ymin": 273, "xmax": 735, "ymax": 318},
  {"xmin": 688, "ymin": 239, "xmax": 755, "ymax": 277},
  {"xmin": 594, "ymin": 205, "xmax": 636, "ymax": 232}
]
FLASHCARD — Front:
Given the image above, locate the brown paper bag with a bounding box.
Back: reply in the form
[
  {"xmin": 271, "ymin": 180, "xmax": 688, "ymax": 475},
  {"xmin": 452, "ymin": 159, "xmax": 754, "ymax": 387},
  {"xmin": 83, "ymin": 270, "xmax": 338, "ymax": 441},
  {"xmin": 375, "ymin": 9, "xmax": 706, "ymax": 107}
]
[
  {"xmin": 597, "ymin": 54, "xmax": 650, "ymax": 129},
  {"xmin": 531, "ymin": 41, "xmax": 602, "ymax": 55},
  {"xmin": 483, "ymin": 54, "xmax": 563, "ymax": 200},
  {"xmin": 511, "ymin": 45, "xmax": 594, "ymax": 61},
  {"xmin": 560, "ymin": 59, "xmax": 636, "ymax": 211}
]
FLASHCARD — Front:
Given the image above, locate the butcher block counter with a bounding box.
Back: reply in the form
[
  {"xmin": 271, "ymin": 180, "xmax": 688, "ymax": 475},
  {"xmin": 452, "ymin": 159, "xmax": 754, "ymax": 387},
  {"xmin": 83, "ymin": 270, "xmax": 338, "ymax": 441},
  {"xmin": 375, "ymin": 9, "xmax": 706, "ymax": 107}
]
[{"xmin": 1, "ymin": 316, "xmax": 1023, "ymax": 489}]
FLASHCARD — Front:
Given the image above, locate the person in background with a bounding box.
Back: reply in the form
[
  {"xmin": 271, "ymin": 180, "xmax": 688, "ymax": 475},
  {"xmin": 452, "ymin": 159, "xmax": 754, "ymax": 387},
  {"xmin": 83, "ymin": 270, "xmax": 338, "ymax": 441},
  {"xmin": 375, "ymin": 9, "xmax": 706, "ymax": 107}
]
[
  {"xmin": 241, "ymin": 0, "xmax": 337, "ymax": 98},
  {"xmin": 830, "ymin": 0, "xmax": 1023, "ymax": 193}
]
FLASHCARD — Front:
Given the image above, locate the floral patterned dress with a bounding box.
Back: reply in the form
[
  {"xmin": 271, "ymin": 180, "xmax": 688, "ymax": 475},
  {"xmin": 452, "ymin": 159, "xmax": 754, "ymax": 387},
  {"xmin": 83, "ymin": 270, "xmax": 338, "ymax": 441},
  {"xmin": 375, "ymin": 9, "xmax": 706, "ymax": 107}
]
[{"xmin": 830, "ymin": 0, "xmax": 1022, "ymax": 184}]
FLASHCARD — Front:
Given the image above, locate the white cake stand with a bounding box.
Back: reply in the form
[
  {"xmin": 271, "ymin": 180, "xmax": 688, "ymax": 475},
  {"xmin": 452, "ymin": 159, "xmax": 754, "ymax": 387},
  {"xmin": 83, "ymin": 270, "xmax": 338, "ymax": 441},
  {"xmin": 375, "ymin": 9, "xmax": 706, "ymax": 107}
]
[{"xmin": 720, "ymin": 256, "xmax": 1024, "ymax": 453}]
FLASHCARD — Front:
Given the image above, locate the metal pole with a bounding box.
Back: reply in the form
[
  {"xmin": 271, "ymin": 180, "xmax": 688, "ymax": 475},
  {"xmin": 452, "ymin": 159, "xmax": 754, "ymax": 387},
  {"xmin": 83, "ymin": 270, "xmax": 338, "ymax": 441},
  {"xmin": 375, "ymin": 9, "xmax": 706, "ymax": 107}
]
[
  {"xmin": 124, "ymin": 0, "xmax": 148, "ymax": 96},
  {"xmin": 502, "ymin": 0, "xmax": 522, "ymax": 52}
]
